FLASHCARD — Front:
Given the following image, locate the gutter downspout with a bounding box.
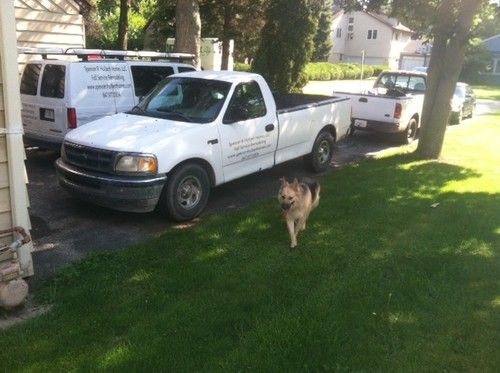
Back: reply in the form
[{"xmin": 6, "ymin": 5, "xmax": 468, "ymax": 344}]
[{"xmin": 0, "ymin": 1, "xmax": 33, "ymax": 276}]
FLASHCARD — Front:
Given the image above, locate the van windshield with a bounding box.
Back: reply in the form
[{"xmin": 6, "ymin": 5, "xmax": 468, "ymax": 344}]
[{"xmin": 131, "ymin": 77, "xmax": 232, "ymax": 123}]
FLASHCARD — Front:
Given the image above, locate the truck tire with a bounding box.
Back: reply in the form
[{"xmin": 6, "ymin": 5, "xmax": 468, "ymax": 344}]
[
  {"xmin": 399, "ymin": 118, "xmax": 418, "ymax": 145},
  {"xmin": 304, "ymin": 130, "xmax": 334, "ymax": 173},
  {"xmin": 159, "ymin": 163, "xmax": 210, "ymax": 222}
]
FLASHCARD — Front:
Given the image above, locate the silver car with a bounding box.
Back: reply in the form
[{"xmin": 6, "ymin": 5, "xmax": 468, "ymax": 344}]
[{"xmin": 450, "ymin": 82, "xmax": 476, "ymax": 124}]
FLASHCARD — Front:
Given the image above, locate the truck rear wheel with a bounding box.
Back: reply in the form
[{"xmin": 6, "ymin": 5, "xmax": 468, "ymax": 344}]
[
  {"xmin": 304, "ymin": 130, "xmax": 334, "ymax": 173},
  {"xmin": 399, "ymin": 118, "xmax": 418, "ymax": 144},
  {"xmin": 159, "ymin": 163, "xmax": 210, "ymax": 222}
]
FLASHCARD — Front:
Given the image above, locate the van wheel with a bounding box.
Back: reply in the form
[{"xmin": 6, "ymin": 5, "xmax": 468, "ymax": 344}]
[
  {"xmin": 158, "ymin": 163, "xmax": 210, "ymax": 222},
  {"xmin": 304, "ymin": 130, "xmax": 334, "ymax": 173},
  {"xmin": 399, "ymin": 118, "xmax": 418, "ymax": 144}
]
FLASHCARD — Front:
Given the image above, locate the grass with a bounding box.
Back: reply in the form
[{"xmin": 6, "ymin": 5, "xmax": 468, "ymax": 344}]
[
  {"xmin": 1, "ymin": 115, "xmax": 499, "ymax": 371},
  {"xmin": 472, "ymin": 85, "xmax": 500, "ymax": 100}
]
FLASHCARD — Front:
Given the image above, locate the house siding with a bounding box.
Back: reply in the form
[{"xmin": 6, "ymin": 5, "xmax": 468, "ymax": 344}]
[
  {"xmin": 0, "ymin": 59, "xmax": 14, "ymax": 247},
  {"xmin": 329, "ymin": 11, "xmax": 418, "ymax": 69},
  {"xmin": 15, "ymin": 0, "xmax": 85, "ymax": 71},
  {"xmin": 0, "ymin": 1, "xmax": 34, "ymax": 276}
]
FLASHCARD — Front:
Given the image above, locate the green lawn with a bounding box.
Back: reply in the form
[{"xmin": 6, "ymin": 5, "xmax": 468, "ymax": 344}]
[
  {"xmin": 472, "ymin": 85, "xmax": 500, "ymax": 100},
  {"xmin": 1, "ymin": 114, "xmax": 499, "ymax": 371}
]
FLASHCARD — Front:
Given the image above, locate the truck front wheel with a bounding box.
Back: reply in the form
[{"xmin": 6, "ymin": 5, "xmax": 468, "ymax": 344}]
[
  {"xmin": 304, "ymin": 130, "xmax": 334, "ymax": 173},
  {"xmin": 159, "ymin": 163, "xmax": 210, "ymax": 222}
]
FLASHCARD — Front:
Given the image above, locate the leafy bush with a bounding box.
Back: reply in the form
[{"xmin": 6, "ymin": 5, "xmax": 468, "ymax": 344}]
[
  {"xmin": 234, "ymin": 62, "xmax": 252, "ymax": 72},
  {"xmin": 304, "ymin": 62, "xmax": 381, "ymax": 81},
  {"xmin": 372, "ymin": 65, "xmax": 390, "ymax": 76}
]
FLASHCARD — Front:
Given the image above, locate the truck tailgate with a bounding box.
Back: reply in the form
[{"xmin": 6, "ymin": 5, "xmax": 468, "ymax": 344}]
[{"xmin": 335, "ymin": 92, "xmax": 410, "ymax": 124}]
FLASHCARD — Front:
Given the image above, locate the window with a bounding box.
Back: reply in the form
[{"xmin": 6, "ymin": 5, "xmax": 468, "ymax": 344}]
[
  {"xmin": 494, "ymin": 59, "xmax": 500, "ymax": 74},
  {"xmin": 348, "ymin": 33, "xmax": 354, "ymax": 40},
  {"xmin": 368, "ymin": 29, "xmax": 378, "ymax": 39},
  {"xmin": 348, "ymin": 25, "xmax": 354, "ymax": 31},
  {"xmin": 178, "ymin": 66, "xmax": 196, "ymax": 73},
  {"xmin": 408, "ymin": 76, "xmax": 426, "ymax": 92},
  {"xmin": 138, "ymin": 77, "xmax": 231, "ymax": 123},
  {"xmin": 348, "ymin": 17, "xmax": 354, "ymax": 23},
  {"xmin": 20, "ymin": 63, "xmax": 41, "ymax": 95},
  {"xmin": 131, "ymin": 65, "xmax": 175, "ymax": 97},
  {"xmin": 336, "ymin": 28, "xmax": 342, "ymax": 38},
  {"xmin": 223, "ymin": 81, "xmax": 266, "ymax": 124},
  {"xmin": 40, "ymin": 64, "xmax": 66, "ymax": 98}
]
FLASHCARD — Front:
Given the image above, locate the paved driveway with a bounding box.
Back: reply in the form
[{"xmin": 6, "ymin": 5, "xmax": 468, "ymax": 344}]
[{"xmin": 25, "ymin": 91, "xmax": 498, "ymax": 288}]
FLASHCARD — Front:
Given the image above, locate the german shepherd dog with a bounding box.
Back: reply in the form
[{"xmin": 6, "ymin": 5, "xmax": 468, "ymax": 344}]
[{"xmin": 278, "ymin": 177, "xmax": 321, "ymax": 248}]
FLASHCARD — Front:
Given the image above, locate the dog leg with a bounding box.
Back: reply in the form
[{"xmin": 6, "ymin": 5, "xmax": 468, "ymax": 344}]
[{"xmin": 287, "ymin": 219, "xmax": 297, "ymax": 248}]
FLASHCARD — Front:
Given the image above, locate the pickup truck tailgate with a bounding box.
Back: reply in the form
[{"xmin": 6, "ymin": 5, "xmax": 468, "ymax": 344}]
[{"xmin": 335, "ymin": 92, "xmax": 410, "ymax": 123}]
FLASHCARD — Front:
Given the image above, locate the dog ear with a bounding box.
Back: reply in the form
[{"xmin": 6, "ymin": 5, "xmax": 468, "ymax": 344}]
[{"xmin": 292, "ymin": 178, "xmax": 299, "ymax": 187}]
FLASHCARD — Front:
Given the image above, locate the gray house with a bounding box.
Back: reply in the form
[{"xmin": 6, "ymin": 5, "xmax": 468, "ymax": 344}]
[{"xmin": 484, "ymin": 34, "xmax": 500, "ymax": 75}]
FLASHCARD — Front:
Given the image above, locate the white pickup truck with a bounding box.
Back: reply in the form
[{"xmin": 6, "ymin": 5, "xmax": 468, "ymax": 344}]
[
  {"xmin": 55, "ymin": 71, "xmax": 351, "ymax": 221},
  {"xmin": 335, "ymin": 71, "xmax": 427, "ymax": 144}
]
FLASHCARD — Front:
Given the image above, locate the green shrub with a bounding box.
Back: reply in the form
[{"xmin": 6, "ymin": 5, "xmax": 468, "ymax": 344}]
[
  {"xmin": 302, "ymin": 62, "xmax": 388, "ymax": 81},
  {"xmin": 372, "ymin": 65, "xmax": 390, "ymax": 76},
  {"xmin": 234, "ymin": 62, "xmax": 252, "ymax": 72}
]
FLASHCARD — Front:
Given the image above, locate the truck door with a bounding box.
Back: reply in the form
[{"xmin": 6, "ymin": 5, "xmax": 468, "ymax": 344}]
[{"xmin": 218, "ymin": 80, "xmax": 278, "ymax": 182}]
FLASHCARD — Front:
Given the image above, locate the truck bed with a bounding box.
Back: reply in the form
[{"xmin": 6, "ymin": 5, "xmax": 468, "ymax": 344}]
[{"xmin": 273, "ymin": 93, "xmax": 346, "ymax": 113}]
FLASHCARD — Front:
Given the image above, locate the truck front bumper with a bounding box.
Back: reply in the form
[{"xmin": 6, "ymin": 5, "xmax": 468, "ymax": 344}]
[
  {"xmin": 352, "ymin": 119, "xmax": 403, "ymax": 134},
  {"xmin": 55, "ymin": 158, "xmax": 167, "ymax": 213}
]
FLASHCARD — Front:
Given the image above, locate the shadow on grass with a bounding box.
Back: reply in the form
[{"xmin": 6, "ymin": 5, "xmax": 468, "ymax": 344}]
[{"xmin": 1, "ymin": 153, "xmax": 498, "ymax": 371}]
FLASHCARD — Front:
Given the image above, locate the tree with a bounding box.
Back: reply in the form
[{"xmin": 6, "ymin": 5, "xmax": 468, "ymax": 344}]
[
  {"xmin": 344, "ymin": 0, "xmax": 488, "ymax": 159},
  {"xmin": 175, "ymin": 0, "xmax": 201, "ymax": 68},
  {"xmin": 253, "ymin": 0, "xmax": 316, "ymax": 93},
  {"xmin": 200, "ymin": 0, "xmax": 269, "ymax": 68},
  {"xmin": 312, "ymin": 0, "xmax": 334, "ymax": 62},
  {"xmin": 85, "ymin": 0, "xmax": 154, "ymax": 50},
  {"xmin": 117, "ymin": 0, "xmax": 131, "ymax": 49}
]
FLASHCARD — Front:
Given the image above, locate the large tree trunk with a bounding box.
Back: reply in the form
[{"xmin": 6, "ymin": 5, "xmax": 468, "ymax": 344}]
[
  {"xmin": 175, "ymin": 0, "xmax": 201, "ymax": 69},
  {"xmin": 416, "ymin": 0, "xmax": 482, "ymax": 159},
  {"xmin": 221, "ymin": 4, "xmax": 233, "ymax": 70},
  {"xmin": 117, "ymin": 0, "xmax": 131, "ymax": 50}
]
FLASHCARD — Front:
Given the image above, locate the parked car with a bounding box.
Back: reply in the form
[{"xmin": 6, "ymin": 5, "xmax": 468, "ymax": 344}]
[
  {"xmin": 334, "ymin": 70, "xmax": 427, "ymax": 144},
  {"xmin": 19, "ymin": 48, "xmax": 196, "ymax": 150},
  {"xmin": 55, "ymin": 71, "xmax": 351, "ymax": 221},
  {"xmin": 450, "ymin": 82, "xmax": 476, "ymax": 124}
]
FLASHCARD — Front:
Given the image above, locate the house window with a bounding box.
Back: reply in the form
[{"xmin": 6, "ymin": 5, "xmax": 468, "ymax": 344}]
[
  {"xmin": 494, "ymin": 59, "xmax": 500, "ymax": 74},
  {"xmin": 336, "ymin": 28, "xmax": 342, "ymax": 38},
  {"xmin": 348, "ymin": 17, "xmax": 354, "ymax": 23},
  {"xmin": 368, "ymin": 29, "xmax": 378, "ymax": 39},
  {"xmin": 348, "ymin": 33, "xmax": 353, "ymax": 40},
  {"xmin": 348, "ymin": 25, "xmax": 354, "ymax": 31}
]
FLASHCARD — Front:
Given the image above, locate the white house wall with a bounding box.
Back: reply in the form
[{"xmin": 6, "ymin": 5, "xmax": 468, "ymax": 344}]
[
  {"xmin": 329, "ymin": 11, "xmax": 419, "ymax": 69},
  {"xmin": 15, "ymin": 0, "xmax": 85, "ymax": 71}
]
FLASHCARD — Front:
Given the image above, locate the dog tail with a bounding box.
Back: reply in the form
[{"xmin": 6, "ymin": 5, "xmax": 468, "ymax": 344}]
[{"xmin": 302, "ymin": 178, "xmax": 321, "ymax": 209}]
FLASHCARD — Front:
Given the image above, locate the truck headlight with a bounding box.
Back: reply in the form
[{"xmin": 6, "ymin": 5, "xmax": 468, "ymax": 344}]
[{"xmin": 115, "ymin": 154, "xmax": 158, "ymax": 174}]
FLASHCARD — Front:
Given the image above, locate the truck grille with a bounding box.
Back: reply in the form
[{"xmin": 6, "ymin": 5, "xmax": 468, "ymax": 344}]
[{"xmin": 63, "ymin": 142, "xmax": 116, "ymax": 173}]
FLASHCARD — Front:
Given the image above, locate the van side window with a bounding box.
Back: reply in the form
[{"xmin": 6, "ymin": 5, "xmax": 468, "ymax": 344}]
[
  {"xmin": 41, "ymin": 64, "xmax": 66, "ymax": 98},
  {"xmin": 178, "ymin": 66, "xmax": 196, "ymax": 73},
  {"xmin": 131, "ymin": 66, "xmax": 175, "ymax": 97},
  {"xmin": 223, "ymin": 81, "xmax": 267, "ymax": 123},
  {"xmin": 20, "ymin": 64, "xmax": 42, "ymax": 95}
]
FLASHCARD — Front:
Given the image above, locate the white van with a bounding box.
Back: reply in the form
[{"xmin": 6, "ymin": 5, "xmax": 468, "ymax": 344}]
[{"xmin": 19, "ymin": 49, "xmax": 196, "ymax": 150}]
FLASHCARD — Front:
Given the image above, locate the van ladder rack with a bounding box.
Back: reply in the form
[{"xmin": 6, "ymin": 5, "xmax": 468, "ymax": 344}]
[{"xmin": 17, "ymin": 47, "xmax": 194, "ymax": 62}]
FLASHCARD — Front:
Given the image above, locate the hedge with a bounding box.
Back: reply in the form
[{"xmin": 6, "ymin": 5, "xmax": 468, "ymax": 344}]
[{"xmin": 233, "ymin": 61, "xmax": 391, "ymax": 81}]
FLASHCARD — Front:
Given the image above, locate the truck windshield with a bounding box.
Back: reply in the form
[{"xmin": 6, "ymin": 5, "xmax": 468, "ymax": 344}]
[
  {"xmin": 374, "ymin": 73, "xmax": 426, "ymax": 93},
  {"xmin": 131, "ymin": 77, "xmax": 232, "ymax": 123}
]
